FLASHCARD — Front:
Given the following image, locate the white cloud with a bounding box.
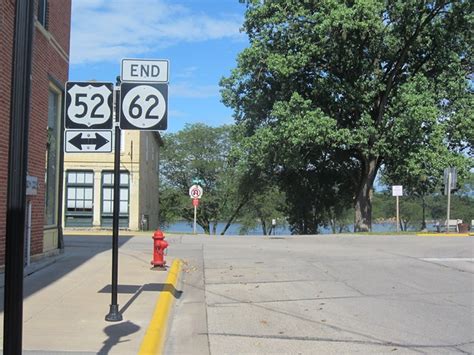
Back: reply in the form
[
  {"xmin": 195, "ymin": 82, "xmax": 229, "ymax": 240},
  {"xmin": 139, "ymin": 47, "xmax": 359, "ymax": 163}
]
[
  {"xmin": 170, "ymin": 83, "xmax": 219, "ymax": 98},
  {"xmin": 175, "ymin": 66, "xmax": 198, "ymax": 79},
  {"xmin": 70, "ymin": 0, "xmax": 243, "ymax": 64}
]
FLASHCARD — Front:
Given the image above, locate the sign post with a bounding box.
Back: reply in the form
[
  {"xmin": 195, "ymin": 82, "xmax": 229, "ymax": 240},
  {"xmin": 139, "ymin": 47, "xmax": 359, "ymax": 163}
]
[
  {"xmin": 98, "ymin": 58, "xmax": 169, "ymax": 322},
  {"xmin": 105, "ymin": 83, "xmax": 123, "ymax": 322},
  {"xmin": 444, "ymin": 168, "xmax": 456, "ymax": 232},
  {"xmin": 193, "ymin": 199, "xmax": 199, "ymax": 234},
  {"xmin": 64, "ymin": 80, "xmax": 120, "ymax": 321},
  {"xmin": 189, "ymin": 185, "xmax": 203, "ymax": 234},
  {"xmin": 392, "ymin": 186, "xmax": 403, "ymax": 232},
  {"xmin": 446, "ymin": 171, "xmax": 452, "ymax": 232}
]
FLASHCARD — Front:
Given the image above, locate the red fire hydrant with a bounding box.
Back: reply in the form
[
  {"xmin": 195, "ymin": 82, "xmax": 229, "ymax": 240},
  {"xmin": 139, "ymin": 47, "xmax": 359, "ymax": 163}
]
[{"xmin": 151, "ymin": 229, "xmax": 168, "ymax": 268}]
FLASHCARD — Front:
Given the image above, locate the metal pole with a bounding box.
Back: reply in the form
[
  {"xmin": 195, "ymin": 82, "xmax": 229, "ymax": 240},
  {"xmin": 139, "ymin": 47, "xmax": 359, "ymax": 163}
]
[
  {"xmin": 193, "ymin": 205, "xmax": 197, "ymax": 234},
  {"xmin": 396, "ymin": 196, "xmax": 400, "ymax": 233},
  {"xmin": 4, "ymin": 1, "xmax": 35, "ymax": 353},
  {"xmin": 105, "ymin": 82, "xmax": 123, "ymax": 322},
  {"xmin": 446, "ymin": 172, "xmax": 452, "ymax": 233}
]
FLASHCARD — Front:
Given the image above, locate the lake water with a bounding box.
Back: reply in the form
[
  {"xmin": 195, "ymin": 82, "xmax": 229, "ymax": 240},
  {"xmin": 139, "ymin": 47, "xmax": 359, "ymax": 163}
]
[{"xmin": 165, "ymin": 221, "xmax": 434, "ymax": 235}]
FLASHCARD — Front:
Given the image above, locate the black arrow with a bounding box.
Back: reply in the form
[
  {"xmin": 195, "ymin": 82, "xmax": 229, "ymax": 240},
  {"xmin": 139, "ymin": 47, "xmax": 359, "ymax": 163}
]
[{"xmin": 69, "ymin": 132, "xmax": 109, "ymax": 150}]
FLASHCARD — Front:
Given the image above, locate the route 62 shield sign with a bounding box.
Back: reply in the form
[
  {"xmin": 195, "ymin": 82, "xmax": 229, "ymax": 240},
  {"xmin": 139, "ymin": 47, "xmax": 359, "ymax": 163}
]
[
  {"xmin": 65, "ymin": 82, "xmax": 113, "ymax": 129},
  {"xmin": 120, "ymin": 82, "xmax": 168, "ymax": 131}
]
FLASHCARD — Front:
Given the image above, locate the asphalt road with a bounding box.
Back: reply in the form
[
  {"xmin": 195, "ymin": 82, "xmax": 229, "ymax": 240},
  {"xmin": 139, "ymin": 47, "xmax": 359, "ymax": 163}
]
[{"xmin": 165, "ymin": 234, "xmax": 474, "ymax": 354}]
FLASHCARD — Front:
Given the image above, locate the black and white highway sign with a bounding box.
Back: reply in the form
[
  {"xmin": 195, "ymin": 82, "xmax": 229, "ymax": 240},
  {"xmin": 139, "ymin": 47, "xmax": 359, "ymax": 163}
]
[
  {"xmin": 120, "ymin": 82, "xmax": 168, "ymax": 131},
  {"xmin": 65, "ymin": 82, "xmax": 113, "ymax": 129},
  {"xmin": 121, "ymin": 59, "xmax": 169, "ymax": 83},
  {"xmin": 65, "ymin": 130, "xmax": 112, "ymax": 153}
]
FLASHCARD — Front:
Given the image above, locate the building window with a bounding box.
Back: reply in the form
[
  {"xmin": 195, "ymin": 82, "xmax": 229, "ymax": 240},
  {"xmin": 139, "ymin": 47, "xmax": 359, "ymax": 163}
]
[
  {"xmin": 101, "ymin": 171, "xmax": 129, "ymax": 228},
  {"xmin": 65, "ymin": 171, "xmax": 94, "ymax": 227},
  {"xmin": 37, "ymin": 0, "xmax": 49, "ymax": 29},
  {"xmin": 44, "ymin": 88, "xmax": 60, "ymax": 226}
]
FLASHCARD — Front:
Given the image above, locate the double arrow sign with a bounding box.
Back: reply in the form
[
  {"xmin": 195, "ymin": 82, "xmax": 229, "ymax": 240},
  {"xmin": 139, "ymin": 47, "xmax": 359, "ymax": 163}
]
[
  {"xmin": 64, "ymin": 81, "xmax": 114, "ymax": 153},
  {"xmin": 65, "ymin": 130, "xmax": 112, "ymax": 153}
]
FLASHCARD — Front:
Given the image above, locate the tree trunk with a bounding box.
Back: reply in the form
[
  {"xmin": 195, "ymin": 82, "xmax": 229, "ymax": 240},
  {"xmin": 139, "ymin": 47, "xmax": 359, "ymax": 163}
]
[
  {"xmin": 354, "ymin": 157, "xmax": 379, "ymax": 232},
  {"xmin": 261, "ymin": 219, "xmax": 267, "ymax": 235},
  {"xmin": 212, "ymin": 222, "xmax": 217, "ymax": 235},
  {"xmin": 220, "ymin": 198, "xmax": 248, "ymax": 235},
  {"xmin": 421, "ymin": 195, "xmax": 427, "ymax": 230},
  {"xmin": 330, "ymin": 218, "xmax": 336, "ymax": 234}
]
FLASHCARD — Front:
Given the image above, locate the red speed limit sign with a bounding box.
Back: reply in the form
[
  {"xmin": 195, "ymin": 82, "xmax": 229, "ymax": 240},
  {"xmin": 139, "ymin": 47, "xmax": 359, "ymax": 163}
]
[{"xmin": 189, "ymin": 185, "xmax": 203, "ymax": 199}]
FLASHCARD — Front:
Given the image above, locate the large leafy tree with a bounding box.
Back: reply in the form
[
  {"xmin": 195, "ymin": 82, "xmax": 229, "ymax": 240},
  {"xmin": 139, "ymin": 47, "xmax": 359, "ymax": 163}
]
[
  {"xmin": 222, "ymin": 0, "xmax": 473, "ymax": 232},
  {"xmin": 160, "ymin": 123, "xmax": 249, "ymax": 234}
]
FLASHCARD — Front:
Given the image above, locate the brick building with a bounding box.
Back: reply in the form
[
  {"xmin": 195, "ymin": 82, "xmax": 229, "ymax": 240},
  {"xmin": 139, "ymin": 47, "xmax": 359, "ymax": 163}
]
[{"xmin": 0, "ymin": 0, "xmax": 72, "ymax": 266}]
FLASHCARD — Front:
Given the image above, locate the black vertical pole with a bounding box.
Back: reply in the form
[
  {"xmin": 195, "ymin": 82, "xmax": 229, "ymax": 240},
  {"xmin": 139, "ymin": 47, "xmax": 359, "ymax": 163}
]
[
  {"xmin": 105, "ymin": 80, "xmax": 123, "ymax": 322},
  {"xmin": 57, "ymin": 87, "xmax": 66, "ymax": 251},
  {"xmin": 4, "ymin": 0, "xmax": 35, "ymax": 353}
]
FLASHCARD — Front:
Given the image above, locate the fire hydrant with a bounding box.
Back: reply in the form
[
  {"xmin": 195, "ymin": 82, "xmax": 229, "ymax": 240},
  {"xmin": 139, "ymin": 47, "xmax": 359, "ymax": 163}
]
[{"xmin": 151, "ymin": 229, "xmax": 168, "ymax": 268}]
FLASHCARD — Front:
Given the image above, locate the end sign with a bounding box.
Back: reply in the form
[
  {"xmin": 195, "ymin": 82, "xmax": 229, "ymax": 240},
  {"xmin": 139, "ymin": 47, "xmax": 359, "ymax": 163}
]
[{"xmin": 121, "ymin": 59, "xmax": 169, "ymax": 83}]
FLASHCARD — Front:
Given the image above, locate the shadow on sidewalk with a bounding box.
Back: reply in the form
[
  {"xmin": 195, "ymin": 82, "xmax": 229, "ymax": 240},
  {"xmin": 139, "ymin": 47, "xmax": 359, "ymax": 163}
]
[
  {"xmin": 98, "ymin": 320, "xmax": 141, "ymax": 354},
  {"xmin": 98, "ymin": 283, "xmax": 182, "ymax": 316},
  {"xmin": 0, "ymin": 235, "xmax": 133, "ymax": 312}
]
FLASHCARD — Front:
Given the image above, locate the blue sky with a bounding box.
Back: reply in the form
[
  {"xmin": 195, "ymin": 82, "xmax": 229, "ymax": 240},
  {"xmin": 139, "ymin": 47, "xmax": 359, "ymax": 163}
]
[{"xmin": 69, "ymin": 0, "xmax": 248, "ymax": 132}]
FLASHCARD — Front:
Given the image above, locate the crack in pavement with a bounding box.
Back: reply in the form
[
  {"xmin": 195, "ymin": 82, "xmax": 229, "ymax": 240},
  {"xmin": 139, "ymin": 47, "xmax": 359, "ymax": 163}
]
[
  {"xmin": 379, "ymin": 250, "xmax": 474, "ymax": 275},
  {"xmin": 204, "ymin": 332, "xmax": 474, "ymax": 354},
  {"xmin": 206, "ymin": 278, "xmax": 329, "ymax": 285}
]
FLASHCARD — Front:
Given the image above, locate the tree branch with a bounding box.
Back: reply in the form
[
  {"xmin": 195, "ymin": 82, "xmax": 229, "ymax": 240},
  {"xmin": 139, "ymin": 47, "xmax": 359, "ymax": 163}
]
[{"xmin": 376, "ymin": 2, "xmax": 449, "ymax": 126}]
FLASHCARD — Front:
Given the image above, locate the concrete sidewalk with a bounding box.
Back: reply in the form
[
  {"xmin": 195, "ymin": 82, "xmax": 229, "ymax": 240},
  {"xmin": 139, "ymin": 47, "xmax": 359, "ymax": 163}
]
[{"xmin": 0, "ymin": 235, "xmax": 180, "ymax": 354}]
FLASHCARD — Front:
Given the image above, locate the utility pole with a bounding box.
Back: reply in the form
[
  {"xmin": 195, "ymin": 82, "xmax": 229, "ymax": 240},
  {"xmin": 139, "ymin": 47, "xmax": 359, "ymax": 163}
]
[{"xmin": 4, "ymin": 1, "xmax": 35, "ymax": 353}]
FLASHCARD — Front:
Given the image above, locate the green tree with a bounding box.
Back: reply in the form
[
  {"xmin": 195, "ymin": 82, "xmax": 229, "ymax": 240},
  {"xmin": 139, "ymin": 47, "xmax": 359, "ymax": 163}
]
[
  {"xmin": 238, "ymin": 185, "xmax": 287, "ymax": 235},
  {"xmin": 372, "ymin": 192, "xmax": 422, "ymax": 231},
  {"xmin": 160, "ymin": 123, "xmax": 249, "ymax": 234},
  {"xmin": 221, "ymin": 0, "xmax": 473, "ymax": 232}
]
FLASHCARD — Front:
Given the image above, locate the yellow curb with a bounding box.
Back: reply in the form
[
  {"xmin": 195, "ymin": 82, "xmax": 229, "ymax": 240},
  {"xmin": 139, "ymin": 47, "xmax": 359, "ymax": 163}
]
[
  {"xmin": 138, "ymin": 259, "xmax": 183, "ymax": 355},
  {"xmin": 416, "ymin": 233, "xmax": 471, "ymax": 237}
]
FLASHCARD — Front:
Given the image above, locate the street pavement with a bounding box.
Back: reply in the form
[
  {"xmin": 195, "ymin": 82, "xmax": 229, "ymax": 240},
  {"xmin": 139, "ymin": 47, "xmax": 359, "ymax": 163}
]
[
  {"xmin": 0, "ymin": 233, "xmax": 472, "ymax": 354},
  {"xmin": 0, "ymin": 234, "xmax": 177, "ymax": 354},
  {"xmin": 166, "ymin": 234, "xmax": 474, "ymax": 354}
]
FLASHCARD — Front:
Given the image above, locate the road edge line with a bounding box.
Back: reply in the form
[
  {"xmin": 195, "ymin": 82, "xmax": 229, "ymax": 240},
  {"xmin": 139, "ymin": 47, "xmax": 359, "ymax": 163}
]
[{"xmin": 138, "ymin": 259, "xmax": 183, "ymax": 355}]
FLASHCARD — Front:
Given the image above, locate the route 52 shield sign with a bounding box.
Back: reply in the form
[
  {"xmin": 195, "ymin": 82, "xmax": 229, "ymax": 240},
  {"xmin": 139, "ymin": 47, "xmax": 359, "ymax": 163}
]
[
  {"xmin": 65, "ymin": 82, "xmax": 113, "ymax": 129},
  {"xmin": 120, "ymin": 82, "xmax": 168, "ymax": 131}
]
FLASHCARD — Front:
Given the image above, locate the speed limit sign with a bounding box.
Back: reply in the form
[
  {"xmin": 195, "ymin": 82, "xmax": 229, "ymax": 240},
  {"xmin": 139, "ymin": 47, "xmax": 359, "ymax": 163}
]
[{"xmin": 120, "ymin": 82, "xmax": 168, "ymax": 130}]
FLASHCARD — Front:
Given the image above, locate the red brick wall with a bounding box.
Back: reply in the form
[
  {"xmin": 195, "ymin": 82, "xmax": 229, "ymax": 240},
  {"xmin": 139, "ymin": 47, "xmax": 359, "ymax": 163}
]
[
  {"xmin": 0, "ymin": 0, "xmax": 15, "ymax": 266},
  {"xmin": 0, "ymin": 0, "xmax": 71, "ymax": 264},
  {"xmin": 48, "ymin": 0, "xmax": 71, "ymax": 56}
]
